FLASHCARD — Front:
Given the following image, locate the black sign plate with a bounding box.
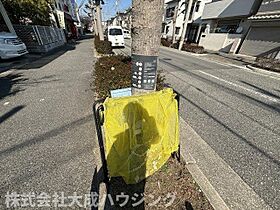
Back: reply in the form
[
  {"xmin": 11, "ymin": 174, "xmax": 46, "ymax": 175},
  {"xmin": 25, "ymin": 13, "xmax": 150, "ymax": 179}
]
[{"xmin": 131, "ymin": 54, "xmax": 158, "ymax": 90}]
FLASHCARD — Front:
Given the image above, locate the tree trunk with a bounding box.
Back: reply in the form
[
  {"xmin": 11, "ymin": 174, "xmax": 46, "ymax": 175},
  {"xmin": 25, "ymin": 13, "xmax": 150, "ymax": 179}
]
[
  {"xmin": 131, "ymin": 0, "xmax": 164, "ymax": 94},
  {"xmin": 178, "ymin": 0, "xmax": 194, "ymax": 51},
  {"xmin": 91, "ymin": 6, "xmax": 98, "ymax": 36},
  {"xmin": 172, "ymin": 4, "xmax": 179, "ymax": 44},
  {"xmin": 95, "ymin": 3, "xmax": 104, "ymax": 41}
]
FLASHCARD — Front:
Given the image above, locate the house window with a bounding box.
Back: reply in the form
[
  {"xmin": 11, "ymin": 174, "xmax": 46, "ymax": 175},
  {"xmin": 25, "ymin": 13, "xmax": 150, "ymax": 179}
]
[
  {"xmin": 175, "ymin": 27, "xmax": 180, "ymax": 35},
  {"xmin": 215, "ymin": 19, "xmax": 240, "ymax": 34},
  {"xmin": 162, "ymin": 23, "xmax": 166, "ymax": 33},
  {"xmin": 188, "ymin": 2, "xmax": 196, "ymax": 20},
  {"xmin": 165, "ymin": 26, "xmax": 170, "ymax": 34},
  {"xmin": 195, "ymin": 1, "xmax": 201, "ymax": 12},
  {"xmin": 166, "ymin": 7, "xmax": 175, "ymax": 18}
]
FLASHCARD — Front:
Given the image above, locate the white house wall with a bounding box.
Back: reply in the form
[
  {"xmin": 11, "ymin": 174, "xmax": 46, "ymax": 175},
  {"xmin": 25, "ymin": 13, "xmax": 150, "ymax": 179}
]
[
  {"xmin": 199, "ymin": 32, "xmax": 242, "ymax": 52},
  {"xmin": 192, "ymin": 0, "xmax": 212, "ymax": 23},
  {"xmin": 163, "ymin": 0, "xmax": 211, "ymax": 40}
]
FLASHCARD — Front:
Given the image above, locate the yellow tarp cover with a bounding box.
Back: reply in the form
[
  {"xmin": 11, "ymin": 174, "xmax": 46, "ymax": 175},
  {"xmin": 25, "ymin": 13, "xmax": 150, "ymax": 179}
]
[{"xmin": 103, "ymin": 88, "xmax": 179, "ymax": 184}]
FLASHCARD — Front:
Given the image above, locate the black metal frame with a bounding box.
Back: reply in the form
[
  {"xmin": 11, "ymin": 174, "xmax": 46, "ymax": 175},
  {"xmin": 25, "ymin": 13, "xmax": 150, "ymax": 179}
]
[
  {"xmin": 93, "ymin": 91, "xmax": 180, "ymax": 184},
  {"xmin": 93, "ymin": 99, "xmax": 109, "ymax": 184}
]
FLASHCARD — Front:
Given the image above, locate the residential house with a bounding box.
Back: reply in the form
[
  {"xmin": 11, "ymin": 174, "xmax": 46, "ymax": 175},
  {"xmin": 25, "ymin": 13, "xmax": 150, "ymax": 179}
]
[
  {"xmin": 106, "ymin": 8, "xmax": 132, "ymax": 31},
  {"xmin": 52, "ymin": 0, "xmax": 79, "ymax": 38},
  {"xmin": 162, "ymin": 0, "xmax": 212, "ymax": 43},
  {"xmin": 199, "ymin": 0, "xmax": 262, "ymax": 53},
  {"xmin": 239, "ymin": 0, "xmax": 280, "ymax": 59}
]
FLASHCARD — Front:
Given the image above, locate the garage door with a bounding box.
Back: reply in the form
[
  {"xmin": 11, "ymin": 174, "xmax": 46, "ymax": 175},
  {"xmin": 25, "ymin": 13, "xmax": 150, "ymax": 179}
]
[{"xmin": 239, "ymin": 26, "xmax": 280, "ymax": 57}]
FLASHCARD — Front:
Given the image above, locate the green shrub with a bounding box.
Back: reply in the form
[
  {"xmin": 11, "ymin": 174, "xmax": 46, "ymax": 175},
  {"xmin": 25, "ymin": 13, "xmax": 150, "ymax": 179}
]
[
  {"xmin": 161, "ymin": 38, "xmax": 172, "ymax": 47},
  {"xmin": 170, "ymin": 42, "xmax": 179, "ymax": 49},
  {"xmin": 94, "ymin": 36, "xmax": 113, "ymax": 54},
  {"xmin": 94, "ymin": 55, "xmax": 166, "ymax": 98},
  {"xmin": 182, "ymin": 43, "xmax": 205, "ymax": 54},
  {"xmin": 255, "ymin": 57, "xmax": 280, "ymax": 72}
]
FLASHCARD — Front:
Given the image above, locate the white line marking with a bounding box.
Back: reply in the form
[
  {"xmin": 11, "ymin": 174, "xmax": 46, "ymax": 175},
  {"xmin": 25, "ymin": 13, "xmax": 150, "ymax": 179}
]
[
  {"xmin": 199, "ymin": 57, "xmax": 248, "ymax": 69},
  {"xmin": 198, "ymin": 57, "xmax": 280, "ymax": 81},
  {"xmin": 161, "ymin": 47, "xmax": 280, "ymax": 81},
  {"xmin": 245, "ymin": 68, "xmax": 280, "ymax": 81},
  {"xmin": 0, "ymin": 70, "xmax": 14, "ymax": 77},
  {"xmin": 4, "ymin": 102, "xmax": 10, "ymax": 106},
  {"xmin": 199, "ymin": 71, "xmax": 279, "ymax": 103}
]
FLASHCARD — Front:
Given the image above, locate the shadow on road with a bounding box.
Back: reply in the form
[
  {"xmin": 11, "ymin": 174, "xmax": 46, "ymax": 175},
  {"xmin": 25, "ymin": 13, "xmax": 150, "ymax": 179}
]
[
  {"xmin": 240, "ymin": 81, "xmax": 280, "ymax": 100},
  {"xmin": 0, "ymin": 105, "xmax": 25, "ymax": 124},
  {"xmin": 17, "ymin": 44, "xmax": 77, "ymax": 70},
  {"xmin": 0, "ymin": 114, "xmax": 94, "ymax": 198},
  {"xmin": 0, "ymin": 115, "xmax": 92, "ymax": 158},
  {"xmin": 177, "ymin": 92, "xmax": 280, "ymax": 168},
  {"xmin": 0, "ymin": 34, "xmax": 94, "ymax": 73},
  {"xmin": 0, "ymin": 72, "xmax": 27, "ymax": 100},
  {"xmin": 90, "ymin": 167, "xmax": 146, "ymax": 210},
  {"xmin": 0, "ymin": 72, "xmax": 60, "ymax": 100},
  {"xmin": 162, "ymin": 59, "xmax": 280, "ymax": 114}
]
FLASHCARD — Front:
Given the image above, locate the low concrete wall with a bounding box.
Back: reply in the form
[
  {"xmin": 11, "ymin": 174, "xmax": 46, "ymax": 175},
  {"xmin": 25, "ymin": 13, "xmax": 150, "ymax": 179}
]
[{"xmin": 199, "ymin": 33, "xmax": 242, "ymax": 53}]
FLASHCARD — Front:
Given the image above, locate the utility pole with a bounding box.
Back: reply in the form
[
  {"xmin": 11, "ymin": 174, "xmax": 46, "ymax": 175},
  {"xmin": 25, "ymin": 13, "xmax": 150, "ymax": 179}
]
[
  {"xmin": 0, "ymin": 0, "xmax": 16, "ymax": 35},
  {"xmin": 172, "ymin": 3, "xmax": 179, "ymax": 44},
  {"xmin": 86, "ymin": 0, "xmax": 98, "ymax": 36},
  {"xmin": 95, "ymin": 0, "xmax": 104, "ymax": 40},
  {"xmin": 131, "ymin": 0, "xmax": 164, "ymax": 94},
  {"xmin": 92, "ymin": 4, "xmax": 98, "ymax": 37},
  {"xmin": 178, "ymin": 0, "xmax": 194, "ymax": 50}
]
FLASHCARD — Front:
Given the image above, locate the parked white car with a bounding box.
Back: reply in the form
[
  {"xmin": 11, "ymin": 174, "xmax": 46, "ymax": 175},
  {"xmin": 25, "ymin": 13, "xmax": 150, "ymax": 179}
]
[
  {"xmin": 107, "ymin": 26, "xmax": 125, "ymax": 47},
  {"xmin": 123, "ymin": 29, "xmax": 131, "ymax": 39},
  {"xmin": 0, "ymin": 32, "xmax": 28, "ymax": 59}
]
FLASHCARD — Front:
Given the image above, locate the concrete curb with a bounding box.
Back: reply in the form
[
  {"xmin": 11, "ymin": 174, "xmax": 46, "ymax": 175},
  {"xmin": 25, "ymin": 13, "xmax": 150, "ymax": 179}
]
[
  {"xmin": 179, "ymin": 117, "xmax": 273, "ymax": 210},
  {"xmin": 216, "ymin": 52, "xmax": 256, "ymax": 63},
  {"xmin": 93, "ymin": 41, "xmax": 101, "ymax": 59},
  {"xmin": 246, "ymin": 65, "xmax": 280, "ymax": 78}
]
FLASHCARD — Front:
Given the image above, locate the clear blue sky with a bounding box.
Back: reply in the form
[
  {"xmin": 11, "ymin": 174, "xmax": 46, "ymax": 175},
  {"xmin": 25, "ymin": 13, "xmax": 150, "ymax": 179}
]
[{"xmin": 77, "ymin": 0, "xmax": 132, "ymax": 20}]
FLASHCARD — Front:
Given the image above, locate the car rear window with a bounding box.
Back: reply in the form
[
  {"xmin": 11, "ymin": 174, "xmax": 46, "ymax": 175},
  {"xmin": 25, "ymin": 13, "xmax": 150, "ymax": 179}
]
[{"xmin": 109, "ymin": 29, "xmax": 123, "ymax": 35}]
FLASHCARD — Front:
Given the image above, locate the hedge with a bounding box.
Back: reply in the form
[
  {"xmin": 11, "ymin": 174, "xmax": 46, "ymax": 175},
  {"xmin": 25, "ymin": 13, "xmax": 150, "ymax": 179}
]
[
  {"xmin": 94, "ymin": 36, "xmax": 113, "ymax": 55},
  {"xmin": 182, "ymin": 43, "xmax": 205, "ymax": 54},
  {"xmin": 161, "ymin": 38, "xmax": 205, "ymax": 54},
  {"xmin": 94, "ymin": 55, "xmax": 166, "ymax": 98},
  {"xmin": 255, "ymin": 57, "xmax": 280, "ymax": 72}
]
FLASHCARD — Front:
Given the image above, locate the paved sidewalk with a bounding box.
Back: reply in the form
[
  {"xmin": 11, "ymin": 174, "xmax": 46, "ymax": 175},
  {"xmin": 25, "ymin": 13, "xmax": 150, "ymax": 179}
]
[{"xmin": 0, "ymin": 38, "xmax": 98, "ymax": 209}]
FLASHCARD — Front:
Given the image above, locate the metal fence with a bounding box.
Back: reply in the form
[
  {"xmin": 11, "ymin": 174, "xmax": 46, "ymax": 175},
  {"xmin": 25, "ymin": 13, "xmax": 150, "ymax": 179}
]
[{"xmin": 13, "ymin": 25, "xmax": 66, "ymax": 53}]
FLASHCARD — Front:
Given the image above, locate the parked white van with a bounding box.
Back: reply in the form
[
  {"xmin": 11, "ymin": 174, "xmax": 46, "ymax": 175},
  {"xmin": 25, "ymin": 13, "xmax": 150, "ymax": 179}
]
[
  {"xmin": 107, "ymin": 26, "xmax": 125, "ymax": 47},
  {"xmin": 123, "ymin": 29, "xmax": 131, "ymax": 39},
  {"xmin": 0, "ymin": 32, "xmax": 28, "ymax": 59}
]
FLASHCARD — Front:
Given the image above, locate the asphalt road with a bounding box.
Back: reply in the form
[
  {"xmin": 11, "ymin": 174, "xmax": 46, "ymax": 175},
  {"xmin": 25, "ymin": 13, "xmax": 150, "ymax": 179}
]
[
  {"xmin": 0, "ymin": 38, "xmax": 98, "ymax": 209},
  {"xmin": 115, "ymin": 40, "xmax": 280, "ymax": 209}
]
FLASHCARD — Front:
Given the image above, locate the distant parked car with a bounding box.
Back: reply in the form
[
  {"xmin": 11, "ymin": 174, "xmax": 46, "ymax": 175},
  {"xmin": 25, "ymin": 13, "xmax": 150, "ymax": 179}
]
[
  {"xmin": 0, "ymin": 32, "xmax": 28, "ymax": 59},
  {"xmin": 106, "ymin": 26, "xmax": 125, "ymax": 47},
  {"xmin": 123, "ymin": 29, "xmax": 131, "ymax": 39}
]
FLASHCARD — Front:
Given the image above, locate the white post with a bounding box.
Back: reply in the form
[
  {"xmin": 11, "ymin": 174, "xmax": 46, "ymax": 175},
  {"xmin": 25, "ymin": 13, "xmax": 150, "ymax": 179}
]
[
  {"xmin": 0, "ymin": 0, "xmax": 16, "ymax": 35},
  {"xmin": 195, "ymin": 23, "xmax": 202, "ymax": 43}
]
